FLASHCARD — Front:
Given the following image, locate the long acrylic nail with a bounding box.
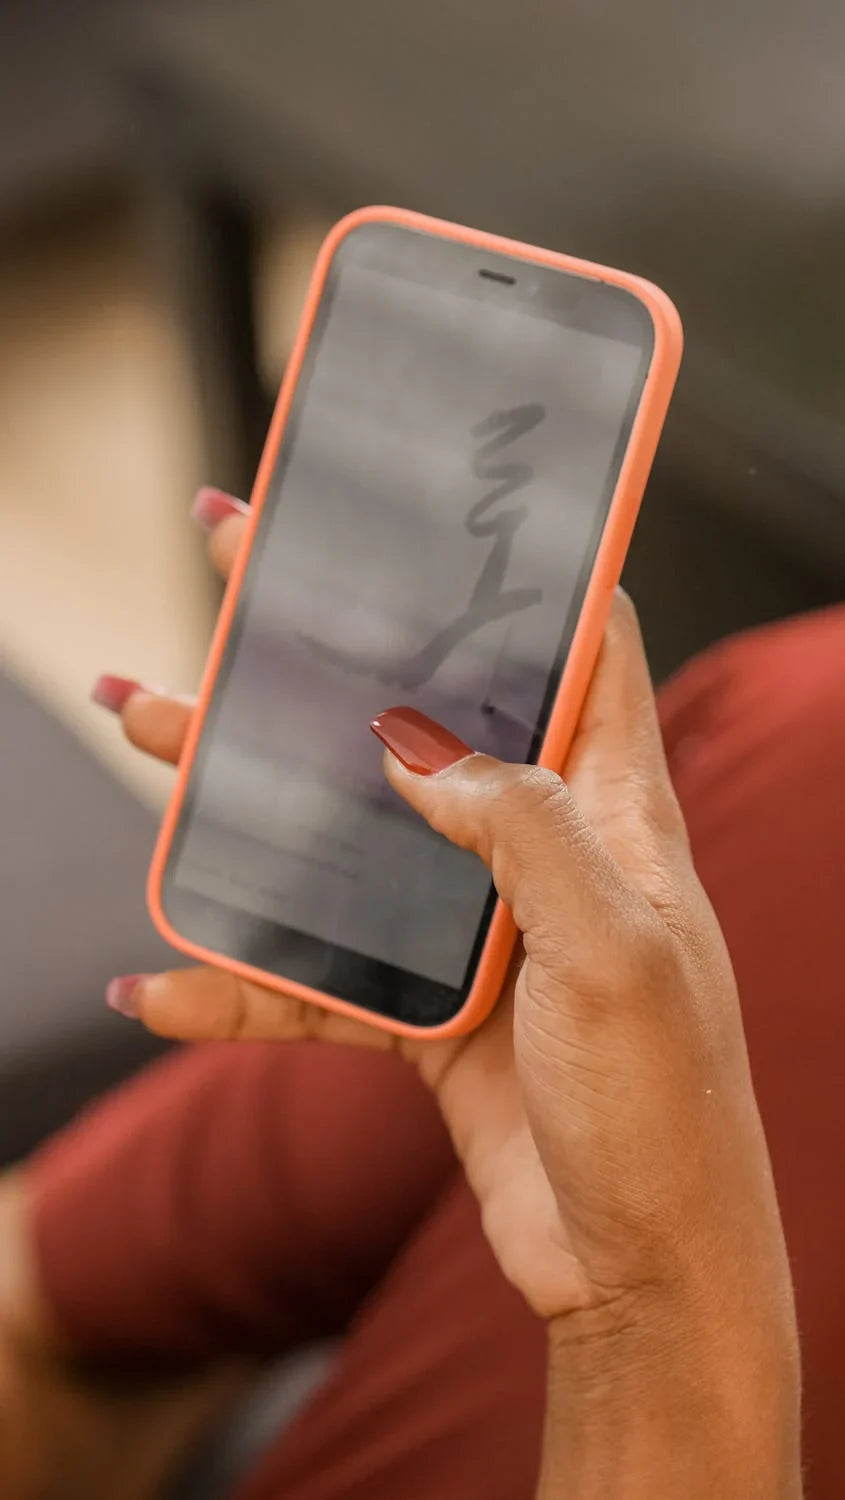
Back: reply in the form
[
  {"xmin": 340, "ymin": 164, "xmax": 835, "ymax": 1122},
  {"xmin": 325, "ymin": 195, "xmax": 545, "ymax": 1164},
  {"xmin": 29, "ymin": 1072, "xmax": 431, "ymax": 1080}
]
[
  {"xmin": 91, "ymin": 675, "xmax": 144, "ymax": 714},
  {"xmin": 370, "ymin": 707, "xmax": 473, "ymax": 775},
  {"xmin": 105, "ymin": 974, "xmax": 147, "ymax": 1018},
  {"xmin": 190, "ymin": 487, "xmax": 249, "ymax": 531}
]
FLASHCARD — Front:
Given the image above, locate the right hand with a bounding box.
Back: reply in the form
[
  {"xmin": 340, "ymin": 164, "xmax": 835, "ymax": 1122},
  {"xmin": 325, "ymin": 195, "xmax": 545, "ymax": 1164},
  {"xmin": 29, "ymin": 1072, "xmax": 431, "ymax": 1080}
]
[{"xmin": 107, "ymin": 495, "xmax": 800, "ymax": 1494}]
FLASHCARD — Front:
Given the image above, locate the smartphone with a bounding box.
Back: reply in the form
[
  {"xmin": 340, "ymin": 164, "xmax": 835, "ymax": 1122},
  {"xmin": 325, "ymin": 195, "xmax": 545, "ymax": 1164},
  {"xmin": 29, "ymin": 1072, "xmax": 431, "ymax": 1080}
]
[{"xmin": 149, "ymin": 206, "xmax": 682, "ymax": 1039}]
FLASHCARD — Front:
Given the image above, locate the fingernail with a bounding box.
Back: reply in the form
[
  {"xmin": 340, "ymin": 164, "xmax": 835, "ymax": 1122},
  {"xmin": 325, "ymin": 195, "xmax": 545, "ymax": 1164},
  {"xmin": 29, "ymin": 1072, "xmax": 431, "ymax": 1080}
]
[
  {"xmin": 370, "ymin": 707, "xmax": 473, "ymax": 775},
  {"xmin": 90, "ymin": 675, "xmax": 143, "ymax": 713},
  {"xmin": 105, "ymin": 974, "xmax": 147, "ymax": 1018},
  {"xmin": 190, "ymin": 487, "xmax": 248, "ymax": 531}
]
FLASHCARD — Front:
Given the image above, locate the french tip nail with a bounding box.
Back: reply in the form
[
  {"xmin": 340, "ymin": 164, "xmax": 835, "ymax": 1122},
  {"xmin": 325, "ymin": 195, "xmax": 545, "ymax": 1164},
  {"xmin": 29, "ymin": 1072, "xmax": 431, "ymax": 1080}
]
[
  {"xmin": 90, "ymin": 675, "xmax": 143, "ymax": 714},
  {"xmin": 105, "ymin": 975, "xmax": 146, "ymax": 1018},
  {"xmin": 190, "ymin": 487, "xmax": 248, "ymax": 530}
]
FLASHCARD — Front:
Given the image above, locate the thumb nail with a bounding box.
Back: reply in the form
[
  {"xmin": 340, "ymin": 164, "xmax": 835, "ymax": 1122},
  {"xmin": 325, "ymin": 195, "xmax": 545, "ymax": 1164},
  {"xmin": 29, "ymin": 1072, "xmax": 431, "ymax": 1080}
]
[{"xmin": 370, "ymin": 707, "xmax": 472, "ymax": 775}]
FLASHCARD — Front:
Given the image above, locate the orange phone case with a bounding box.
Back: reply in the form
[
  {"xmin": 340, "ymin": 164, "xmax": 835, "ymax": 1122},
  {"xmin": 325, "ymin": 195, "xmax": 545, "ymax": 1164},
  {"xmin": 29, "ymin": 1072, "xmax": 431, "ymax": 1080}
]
[{"xmin": 148, "ymin": 205, "xmax": 683, "ymax": 1040}]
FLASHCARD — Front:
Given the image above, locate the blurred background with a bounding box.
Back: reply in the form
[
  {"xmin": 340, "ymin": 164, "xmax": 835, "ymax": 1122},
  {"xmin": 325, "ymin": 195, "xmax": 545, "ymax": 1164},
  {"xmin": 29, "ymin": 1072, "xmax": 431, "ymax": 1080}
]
[{"xmin": 1, "ymin": 0, "xmax": 844, "ymax": 1161}]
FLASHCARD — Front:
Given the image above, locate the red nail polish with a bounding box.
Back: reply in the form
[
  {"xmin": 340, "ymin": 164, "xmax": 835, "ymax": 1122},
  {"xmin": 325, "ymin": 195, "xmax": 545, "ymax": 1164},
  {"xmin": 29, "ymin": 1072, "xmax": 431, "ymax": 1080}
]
[
  {"xmin": 191, "ymin": 487, "xmax": 249, "ymax": 531},
  {"xmin": 91, "ymin": 675, "xmax": 142, "ymax": 714},
  {"xmin": 370, "ymin": 707, "xmax": 473, "ymax": 775},
  {"xmin": 105, "ymin": 974, "xmax": 146, "ymax": 1018}
]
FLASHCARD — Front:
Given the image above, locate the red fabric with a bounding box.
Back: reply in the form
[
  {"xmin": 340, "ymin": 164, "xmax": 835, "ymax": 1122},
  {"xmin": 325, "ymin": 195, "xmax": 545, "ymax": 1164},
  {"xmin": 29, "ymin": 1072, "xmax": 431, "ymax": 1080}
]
[
  {"xmin": 29, "ymin": 1041, "xmax": 453, "ymax": 1361},
  {"xmin": 240, "ymin": 1178, "xmax": 545, "ymax": 1500},
  {"xmin": 30, "ymin": 604, "xmax": 845, "ymax": 1497}
]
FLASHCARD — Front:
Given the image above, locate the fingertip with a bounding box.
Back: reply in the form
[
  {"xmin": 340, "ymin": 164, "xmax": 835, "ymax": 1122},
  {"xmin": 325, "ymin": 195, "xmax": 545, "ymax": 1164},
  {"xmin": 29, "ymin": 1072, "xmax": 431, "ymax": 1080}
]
[
  {"xmin": 126, "ymin": 969, "xmax": 191, "ymax": 1038},
  {"xmin": 208, "ymin": 512, "xmax": 248, "ymax": 577},
  {"xmin": 190, "ymin": 487, "xmax": 248, "ymax": 531},
  {"xmin": 105, "ymin": 968, "xmax": 200, "ymax": 1038},
  {"xmin": 90, "ymin": 674, "xmax": 143, "ymax": 714},
  {"xmin": 105, "ymin": 973, "xmax": 148, "ymax": 1019},
  {"xmin": 120, "ymin": 690, "xmax": 193, "ymax": 765},
  {"xmin": 369, "ymin": 706, "xmax": 473, "ymax": 776},
  {"xmin": 120, "ymin": 686, "xmax": 162, "ymax": 734},
  {"xmin": 128, "ymin": 965, "xmax": 253, "ymax": 1041},
  {"xmin": 379, "ymin": 741, "xmax": 414, "ymax": 795}
]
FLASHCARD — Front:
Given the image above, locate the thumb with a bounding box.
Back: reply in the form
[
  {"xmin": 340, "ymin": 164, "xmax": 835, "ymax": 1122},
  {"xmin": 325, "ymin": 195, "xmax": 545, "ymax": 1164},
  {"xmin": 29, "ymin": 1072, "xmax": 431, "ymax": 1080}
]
[
  {"xmin": 370, "ymin": 595, "xmax": 687, "ymax": 955},
  {"xmin": 564, "ymin": 590, "xmax": 688, "ymax": 857},
  {"xmin": 370, "ymin": 709, "xmax": 638, "ymax": 973}
]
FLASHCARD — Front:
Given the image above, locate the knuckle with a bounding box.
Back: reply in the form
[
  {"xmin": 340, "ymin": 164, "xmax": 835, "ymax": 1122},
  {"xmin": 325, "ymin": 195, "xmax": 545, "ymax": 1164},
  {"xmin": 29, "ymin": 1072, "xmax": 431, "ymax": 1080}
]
[
  {"xmin": 502, "ymin": 765, "xmax": 572, "ymax": 827},
  {"xmin": 489, "ymin": 768, "xmax": 585, "ymax": 933},
  {"xmin": 224, "ymin": 978, "xmax": 253, "ymax": 1040},
  {"xmin": 298, "ymin": 995, "xmax": 327, "ymax": 1041}
]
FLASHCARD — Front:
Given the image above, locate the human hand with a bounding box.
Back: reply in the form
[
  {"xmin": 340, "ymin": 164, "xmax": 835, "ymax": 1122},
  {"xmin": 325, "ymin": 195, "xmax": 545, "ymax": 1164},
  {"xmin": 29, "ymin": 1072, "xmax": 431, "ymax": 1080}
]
[{"xmin": 97, "ymin": 491, "xmax": 801, "ymax": 1496}]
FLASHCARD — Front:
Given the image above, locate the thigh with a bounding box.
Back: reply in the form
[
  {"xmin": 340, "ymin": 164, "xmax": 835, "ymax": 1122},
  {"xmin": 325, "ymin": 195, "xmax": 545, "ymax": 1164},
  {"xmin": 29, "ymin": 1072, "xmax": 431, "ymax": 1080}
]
[
  {"xmin": 237, "ymin": 1173, "xmax": 544, "ymax": 1500},
  {"xmin": 660, "ymin": 605, "xmax": 845, "ymax": 1499},
  {"xmin": 31, "ymin": 1041, "xmax": 455, "ymax": 1360}
]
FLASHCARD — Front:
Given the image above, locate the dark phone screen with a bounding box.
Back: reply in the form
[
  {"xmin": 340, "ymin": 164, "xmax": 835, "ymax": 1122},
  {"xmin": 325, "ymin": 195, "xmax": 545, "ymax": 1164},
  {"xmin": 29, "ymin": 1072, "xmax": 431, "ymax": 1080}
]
[{"xmin": 162, "ymin": 222, "xmax": 654, "ymax": 1027}]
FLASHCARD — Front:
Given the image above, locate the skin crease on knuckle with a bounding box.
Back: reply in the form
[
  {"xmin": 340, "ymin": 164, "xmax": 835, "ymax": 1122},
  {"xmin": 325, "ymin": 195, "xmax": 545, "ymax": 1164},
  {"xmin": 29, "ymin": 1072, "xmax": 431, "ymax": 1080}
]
[
  {"xmin": 517, "ymin": 916, "xmax": 689, "ymax": 1115},
  {"xmin": 504, "ymin": 772, "xmax": 722, "ymax": 1065},
  {"xmin": 514, "ymin": 913, "xmax": 725, "ymax": 1173},
  {"xmin": 223, "ymin": 978, "xmax": 254, "ymax": 1042},
  {"xmin": 517, "ymin": 846, "xmax": 657, "ymax": 1009},
  {"xmin": 489, "ymin": 769, "xmax": 593, "ymax": 920}
]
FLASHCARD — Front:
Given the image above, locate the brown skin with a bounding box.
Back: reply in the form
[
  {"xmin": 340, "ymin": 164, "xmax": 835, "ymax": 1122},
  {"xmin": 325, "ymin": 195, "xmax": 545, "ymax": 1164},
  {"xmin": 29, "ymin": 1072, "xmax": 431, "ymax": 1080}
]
[{"xmin": 0, "ymin": 509, "xmax": 801, "ymax": 1497}]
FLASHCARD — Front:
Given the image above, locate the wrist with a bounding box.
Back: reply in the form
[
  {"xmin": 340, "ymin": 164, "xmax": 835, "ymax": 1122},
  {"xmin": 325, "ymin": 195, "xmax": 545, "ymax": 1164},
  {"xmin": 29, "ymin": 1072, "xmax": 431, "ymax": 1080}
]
[{"xmin": 538, "ymin": 1289, "xmax": 801, "ymax": 1500}]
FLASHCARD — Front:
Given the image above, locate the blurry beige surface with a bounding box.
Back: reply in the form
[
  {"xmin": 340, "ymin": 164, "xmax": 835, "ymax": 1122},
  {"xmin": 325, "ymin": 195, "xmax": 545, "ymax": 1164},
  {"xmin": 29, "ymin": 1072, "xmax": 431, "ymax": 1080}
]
[
  {"xmin": 254, "ymin": 211, "xmax": 333, "ymax": 390},
  {"xmin": 0, "ymin": 207, "xmax": 212, "ymax": 806},
  {"xmin": 0, "ymin": 204, "xmax": 331, "ymax": 807}
]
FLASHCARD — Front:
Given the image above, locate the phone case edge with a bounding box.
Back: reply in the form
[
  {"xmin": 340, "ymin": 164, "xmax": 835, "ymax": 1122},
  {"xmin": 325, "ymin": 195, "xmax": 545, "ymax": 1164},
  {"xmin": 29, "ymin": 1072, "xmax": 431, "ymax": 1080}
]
[{"xmin": 146, "ymin": 204, "xmax": 684, "ymax": 1041}]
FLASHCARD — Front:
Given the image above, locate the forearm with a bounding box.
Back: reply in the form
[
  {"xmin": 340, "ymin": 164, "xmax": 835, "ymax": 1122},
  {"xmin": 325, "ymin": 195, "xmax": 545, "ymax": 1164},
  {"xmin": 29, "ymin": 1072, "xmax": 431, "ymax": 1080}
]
[{"xmin": 537, "ymin": 1300, "xmax": 802, "ymax": 1500}]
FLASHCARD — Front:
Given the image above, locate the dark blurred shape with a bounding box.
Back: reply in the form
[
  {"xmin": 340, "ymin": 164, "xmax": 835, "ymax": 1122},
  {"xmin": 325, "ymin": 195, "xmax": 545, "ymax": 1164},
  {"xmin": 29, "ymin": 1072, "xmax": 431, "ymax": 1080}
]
[
  {"xmin": 0, "ymin": 2, "xmax": 121, "ymax": 232},
  {"xmin": 107, "ymin": 0, "xmax": 845, "ymax": 676},
  {"xmin": 164, "ymin": 1345, "xmax": 337, "ymax": 1500}
]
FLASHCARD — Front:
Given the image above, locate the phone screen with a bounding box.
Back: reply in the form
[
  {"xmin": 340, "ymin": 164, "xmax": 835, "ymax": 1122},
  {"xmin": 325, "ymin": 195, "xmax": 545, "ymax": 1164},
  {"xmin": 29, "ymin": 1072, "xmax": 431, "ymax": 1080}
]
[{"xmin": 161, "ymin": 221, "xmax": 654, "ymax": 1027}]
